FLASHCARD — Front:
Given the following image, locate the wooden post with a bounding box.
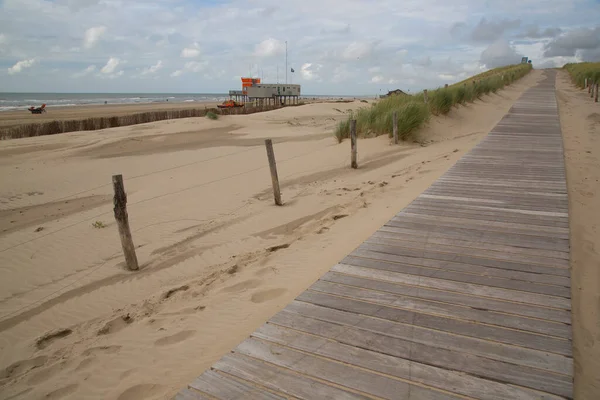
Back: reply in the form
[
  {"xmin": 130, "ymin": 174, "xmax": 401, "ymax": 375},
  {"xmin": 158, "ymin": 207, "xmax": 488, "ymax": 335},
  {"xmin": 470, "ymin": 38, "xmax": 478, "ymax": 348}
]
[
  {"xmin": 423, "ymin": 89, "xmax": 428, "ymax": 104},
  {"xmin": 350, "ymin": 119, "xmax": 358, "ymax": 169},
  {"xmin": 393, "ymin": 111, "xmax": 398, "ymax": 144},
  {"xmin": 589, "ymin": 80, "xmax": 592, "ymax": 93},
  {"xmin": 595, "ymin": 83, "xmax": 599, "ymax": 103},
  {"xmin": 112, "ymin": 174, "xmax": 139, "ymax": 271},
  {"xmin": 264, "ymin": 139, "xmax": 282, "ymax": 206},
  {"xmin": 592, "ymin": 82, "xmax": 595, "ymax": 98},
  {"xmin": 585, "ymin": 78, "xmax": 588, "ymax": 91}
]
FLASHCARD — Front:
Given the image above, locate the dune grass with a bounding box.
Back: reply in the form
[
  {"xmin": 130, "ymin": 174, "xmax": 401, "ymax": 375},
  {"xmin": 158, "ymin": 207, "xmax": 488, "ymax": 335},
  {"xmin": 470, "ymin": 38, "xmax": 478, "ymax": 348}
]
[
  {"xmin": 564, "ymin": 62, "xmax": 600, "ymax": 88},
  {"xmin": 334, "ymin": 63, "xmax": 532, "ymax": 143},
  {"xmin": 205, "ymin": 111, "xmax": 218, "ymax": 120}
]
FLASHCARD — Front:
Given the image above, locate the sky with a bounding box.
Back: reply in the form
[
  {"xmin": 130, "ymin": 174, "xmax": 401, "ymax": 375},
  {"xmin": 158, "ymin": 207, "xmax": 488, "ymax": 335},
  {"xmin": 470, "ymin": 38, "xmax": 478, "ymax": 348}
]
[{"xmin": 0, "ymin": 0, "xmax": 599, "ymax": 95}]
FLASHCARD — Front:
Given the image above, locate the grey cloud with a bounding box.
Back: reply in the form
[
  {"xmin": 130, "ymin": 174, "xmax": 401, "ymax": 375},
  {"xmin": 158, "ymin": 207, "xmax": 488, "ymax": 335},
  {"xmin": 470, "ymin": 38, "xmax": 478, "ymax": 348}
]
[
  {"xmin": 480, "ymin": 39, "xmax": 523, "ymax": 68},
  {"xmin": 543, "ymin": 26, "xmax": 600, "ymax": 57},
  {"xmin": 517, "ymin": 25, "xmax": 562, "ymax": 39},
  {"xmin": 471, "ymin": 18, "xmax": 521, "ymax": 42},
  {"xmin": 450, "ymin": 22, "xmax": 467, "ymax": 39},
  {"xmin": 415, "ymin": 55, "xmax": 432, "ymax": 67}
]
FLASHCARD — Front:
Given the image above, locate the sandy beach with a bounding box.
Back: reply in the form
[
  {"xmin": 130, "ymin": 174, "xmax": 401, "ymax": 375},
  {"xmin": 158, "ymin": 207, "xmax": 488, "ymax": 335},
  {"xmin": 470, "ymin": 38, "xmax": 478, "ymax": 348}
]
[
  {"xmin": 556, "ymin": 70, "xmax": 600, "ymax": 399},
  {"xmin": 0, "ymin": 70, "xmax": 575, "ymax": 400}
]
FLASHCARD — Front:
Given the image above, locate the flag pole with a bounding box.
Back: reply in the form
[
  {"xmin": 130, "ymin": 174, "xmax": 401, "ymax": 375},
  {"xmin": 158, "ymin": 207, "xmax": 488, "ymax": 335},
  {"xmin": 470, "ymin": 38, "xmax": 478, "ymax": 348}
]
[{"xmin": 285, "ymin": 41, "xmax": 288, "ymax": 84}]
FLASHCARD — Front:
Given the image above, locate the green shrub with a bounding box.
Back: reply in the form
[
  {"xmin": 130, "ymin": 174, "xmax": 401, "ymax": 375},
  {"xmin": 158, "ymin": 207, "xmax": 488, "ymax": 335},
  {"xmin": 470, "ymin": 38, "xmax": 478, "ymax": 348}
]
[{"xmin": 206, "ymin": 111, "xmax": 218, "ymax": 120}]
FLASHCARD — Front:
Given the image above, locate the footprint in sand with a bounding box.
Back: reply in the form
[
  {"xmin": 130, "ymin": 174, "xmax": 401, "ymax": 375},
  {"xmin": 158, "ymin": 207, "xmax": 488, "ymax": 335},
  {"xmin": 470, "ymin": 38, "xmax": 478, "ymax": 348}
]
[
  {"xmin": 117, "ymin": 384, "xmax": 164, "ymax": 400},
  {"xmin": 251, "ymin": 288, "xmax": 287, "ymax": 303},
  {"xmin": 27, "ymin": 360, "xmax": 71, "ymax": 385},
  {"xmin": 97, "ymin": 315, "xmax": 133, "ymax": 335},
  {"xmin": 154, "ymin": 330, "xmax": 196, "ymax": 346},
  {"xmin": 82, "ymin": 345, "xmax": 122, "ymax": 357},
  {"xmin": 1, "ymin": 355, "xmax": 47, "ymax": 379},
  {"xmin": 221, "ymin": 279, "xmax": 262, "ymax": 293},
  {"xmin": 43, "ymin": 384, "xmax": 79, "ymax": 400}
]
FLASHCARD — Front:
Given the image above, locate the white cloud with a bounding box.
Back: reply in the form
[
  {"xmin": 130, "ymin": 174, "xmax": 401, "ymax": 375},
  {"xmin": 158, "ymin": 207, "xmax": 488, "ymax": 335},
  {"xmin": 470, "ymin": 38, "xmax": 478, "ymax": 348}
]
[
  {"xmin": 254, "ymin": 38, "xmax": 285, "ymax": 57},
  {"xmin": 370, "ymin": 75, "xmax": 384, "ymax": 83},
  {"xmin": 141, "ymin": 60, "xmax": 163, "ymax": 75},
  {"xmin": 101, "ymin": 57, "xmax": 120, "ymax": 74},
  {"xmin": 480, "ymin": 40, "xmax": 523, "ymax": 68},
  {"xmin": 83, "ymin": 26, "xmax": 106, "ymax": 49},
  {"xmin": 181, "ymin": 44, "xmax": 200, "ymax": 58},
  {"xmin": 171, "ymin": 70, "xmax": 183, "ymax": 77},
  {"xmin": 73, "ymin": 65, "xmax": 96, "ymax": 78},
  {"xmin": 8, "ymin": 58, "xmax": 36, "ymax": 75},
  {"xmin": 300, "ymin": 63, "xmax": 321, "ymax": 81},
  {"xmin": 342, "ymin": 41, "xmax": 377, "ymax": 60},
  {"xmin": 184, "ymin": 61, "xmax": 207, "ymax": 72}
]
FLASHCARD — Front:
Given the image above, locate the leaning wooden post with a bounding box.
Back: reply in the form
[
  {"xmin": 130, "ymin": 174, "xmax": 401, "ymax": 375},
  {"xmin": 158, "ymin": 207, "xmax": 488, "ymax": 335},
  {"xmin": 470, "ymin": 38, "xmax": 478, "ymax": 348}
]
[
  {"xmin": 350, "ymin": 119, "xmax": 358, "ymax": 169},
  {"xmin": 423, "ymin": 89, "xmax": 428, "ymax": 104},
  {"xmin": 393, "ymin": 111, "xmax": 398, "ymax": 144},
  {"xmin": 112, "ymin": 174, "xmax": 139, "ymax": 271},
  {"xmin": 264, "ymin": 139, "xmax": 282, "ymax": 206}
]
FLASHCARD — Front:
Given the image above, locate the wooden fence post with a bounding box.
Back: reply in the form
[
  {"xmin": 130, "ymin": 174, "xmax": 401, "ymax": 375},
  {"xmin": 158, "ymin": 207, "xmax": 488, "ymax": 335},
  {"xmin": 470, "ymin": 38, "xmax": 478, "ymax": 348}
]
[
  {"xmin": 592, "ymin": 82, "xmax": 595, "ymax": 98},
  {"xmin": 393, "ymin": 111, "xmax": 398, "ymax": 144},
  {"xmin": 595, "ymin": 83, "xmax": 599, "ymax": 103},
  {"xmin": 585, "ymin": 78, "xmax": 588, "ymax": 91},
  {"xmin": 350, "ymin": 119, "xmax": 358, "ymax": 169},
  {"xmin": 112, "ymin": 174, "xmax": 139, "ymax": 271},
  {"xmin": 264, "ymin": 139, "xmax": 282, "ymax": 206},
  {"xmin": 589, "ymin": 80, "xmax": 592, "ymax": 93},
  {"xmin": 423, "ymin": 90, "xmax": 428, "ymax": 104}
]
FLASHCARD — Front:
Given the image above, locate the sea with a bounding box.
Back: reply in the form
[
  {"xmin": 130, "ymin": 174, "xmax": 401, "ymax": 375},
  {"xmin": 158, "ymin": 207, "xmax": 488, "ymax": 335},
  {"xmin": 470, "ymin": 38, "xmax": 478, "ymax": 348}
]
[
  {"xmin": 0, "ymin": 93, "xmax": 360, "ymax": 112},
  {"xmin": 0, "ymin": 93, "xmax": 230, "ymax": 112}
]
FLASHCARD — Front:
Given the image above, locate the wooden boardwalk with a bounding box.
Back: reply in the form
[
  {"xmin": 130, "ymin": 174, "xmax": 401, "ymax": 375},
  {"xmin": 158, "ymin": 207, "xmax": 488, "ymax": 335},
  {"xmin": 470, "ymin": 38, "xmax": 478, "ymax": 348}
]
[{"xmin": 176, "ymin": 70, "xmax": 573, "ymax": 399}]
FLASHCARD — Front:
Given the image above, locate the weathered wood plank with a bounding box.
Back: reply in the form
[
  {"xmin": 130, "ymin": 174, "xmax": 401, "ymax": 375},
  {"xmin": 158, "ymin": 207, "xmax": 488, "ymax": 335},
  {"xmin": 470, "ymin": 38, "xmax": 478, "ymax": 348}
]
[
  {"xmin": 214, "ymin": 353, "xmax": 369, "ymax": 400},
  {"xmin": 265, "ymin": 311, "xmax": 572, "ymax": 397},
  {"xmin": 189, "ymin": 369, "xmax": 287, "ymax": 399},
  {"xmin": 307, "ymin": 280, "xmax": 571, "ymax": 338},
  {"xmin": 235, "ymin": 338, "xmax": 462, "ymax": 400},
  {"xmin": 290, "ymin": 295, "xmax": 572, "ymax": 357},
  {"xmin": 323, "ymin": 270, "xmax": 571, "ymax": 323},
  {"xmin": 174, "ymin": 388, "xmax": 211, "ymax": 400},
  {"xmin": 255, "ymin": 323, "xmax": 563, "ymax": 400}
]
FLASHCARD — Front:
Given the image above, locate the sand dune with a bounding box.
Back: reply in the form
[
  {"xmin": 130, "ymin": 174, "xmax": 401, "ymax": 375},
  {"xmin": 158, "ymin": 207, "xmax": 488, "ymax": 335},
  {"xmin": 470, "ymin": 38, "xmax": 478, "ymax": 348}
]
[{"xmin": 0, "ymin": 71, "xmax": 544, "ymax": 399}]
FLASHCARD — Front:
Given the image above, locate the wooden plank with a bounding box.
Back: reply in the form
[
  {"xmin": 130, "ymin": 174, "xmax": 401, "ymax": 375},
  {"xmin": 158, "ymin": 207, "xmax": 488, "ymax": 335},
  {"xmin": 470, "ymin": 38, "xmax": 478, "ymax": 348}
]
[
  {"xmin": 371, "ymin": 230, "xmax": 570, "ymax": 261},
  {"xmin": 290, "ymin": 293, "xmax": 572, "ymax": 357},
  {"xmin": 268, "ymin": 309, "xmax": 572, "ymax": 376},
  {"xmin": 175, "ymin": 388, "xmax": 211, "ymax": 400},
  {"xmin": 235, "ymin": 337, "xmax": 462, "ymax": 400},
  {"xmin": 343, "ymin": 253, "xmax": 570, "ymax": 298},
  {"xmin": 378, "ymin": 224, "xmax": 570, "ymax": 254},
  {"xmin": 307, "ymin": 280, "xmax": 571, "ymax": 338},
  {"xmin": 365, "ymin": 235, "xmax": 571, "ymax": 270},
  {"xmin": 323, "ymin": 270, "xmax": 571, "ymax": 324},
  {"xmin": 266, "ymin": 310, "xmax": 572, "ymax": 397},
  {"xmin": 332, "ymin": 263, "xmax": 570, "ymax": 309},
  {"xmin": 213, "ymin": 353, "xmax": 369, "ymax": 400},
  {"xmin": 352, "ymin": 246, "xmax": 571, "ymax": 287},
  {"xmin": 254, "ymin": 323, "xmax": 562, "ymax": 400},
  {"xmin": 190, "ymin": 369, "xmax": 286, "ymax": 399},
  {"xmin": 360, "ymin": 242, "xmax": 570, "ymax": 278}
]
